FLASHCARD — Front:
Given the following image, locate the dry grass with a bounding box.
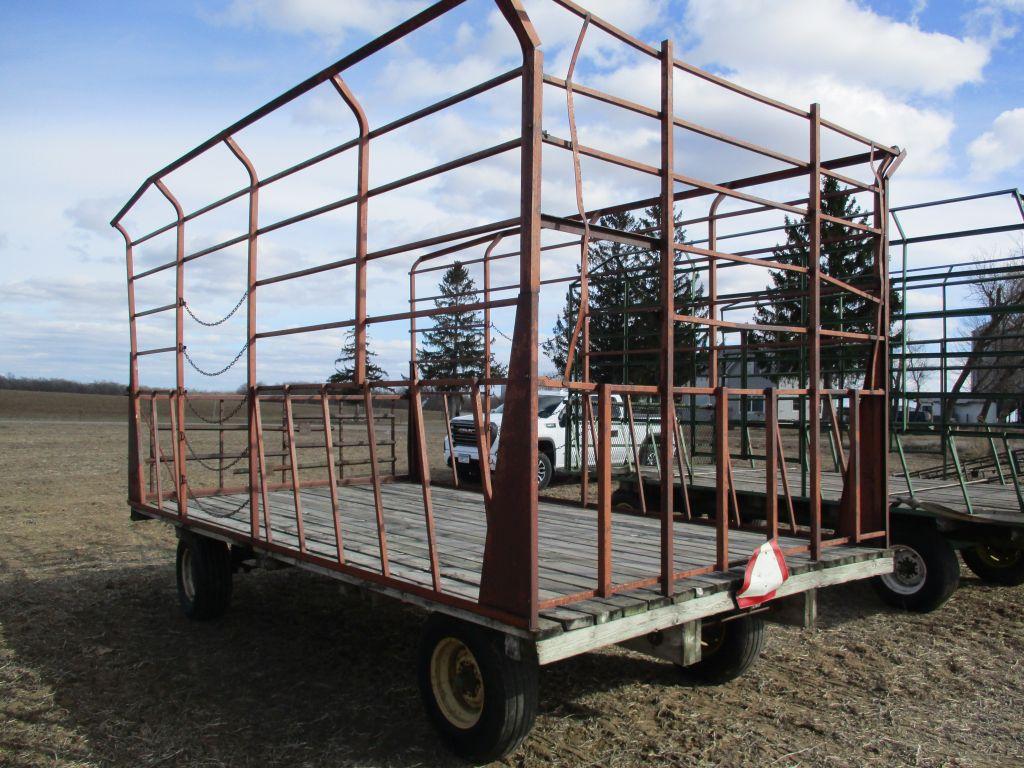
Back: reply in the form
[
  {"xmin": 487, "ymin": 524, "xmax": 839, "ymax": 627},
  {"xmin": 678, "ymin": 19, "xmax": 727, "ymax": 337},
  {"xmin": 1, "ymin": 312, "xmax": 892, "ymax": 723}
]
[{"xmin": 1, "ymin": 391, "xmax": 1022, "ymax": 767}]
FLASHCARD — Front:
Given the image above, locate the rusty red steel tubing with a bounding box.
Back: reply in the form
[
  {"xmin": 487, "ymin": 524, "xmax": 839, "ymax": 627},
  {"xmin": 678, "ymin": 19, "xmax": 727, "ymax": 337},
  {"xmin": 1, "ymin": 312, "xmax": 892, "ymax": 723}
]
[
  {"xmin": 845, "ymin": 388, "xmax": 862, "ymax": 542},
  {"xmin": 128, "ymin": 67, "xmax": 524, "ymax": 250},
  {"xmin": 808, "ymin": 103, "xmax": 823, "ymax": 560},
  {"xmin": 411, "ymin": 386, "xmax": 442, "ymax": 592},
  {"xmin": 764, "ymin": 389, "xmax": 778, "ymax": 540},
  {"xmin": 150, "ymin": 398, "xmax": 164, "ymax": 513},
  {"xmin": 223, "ymin": 135, "xmax": 261, "ymax": 542},
  {"xmin": 561, "ymin": 13, "xmax": 592, "ymax": 382},
  {"xmin": 825, "ymin": 393, "xmax": 847, "ymax": 475},
  {"xmin": 624, "ymin": 395, "xmax": 647, "ymax": 516},
  {"xmin": 167, "ymin": 393, "xmax": 185, "ymax": 519},
  {"xmin": 117, "ymin": 0, "xmax": 897, "ymax": 627},
  {"xmin": 597, "ymin": 385, "xmax": 612, "ymax": 597},
  {"xmin": 774, "ymin": 420, "xmax": 799, "ymax": 534},
  {"xmin": 471, "ymin": 385, "xmax": 494, "ymax": 504},
  {"xmin": 319, "ymin": 392, "xmax": 345, "ymax": 564},
  {"xmin": 714, "ymin": 387, "xmax": 730, "ymax": 572},
  {"xmin": 252, "ymin": 394, "xmax": 273, "ymax": 543},
  {"xmin": 283, "ymin": 391, "xmax": 307, "ymax": 555},
  {"xmin": 657, "ymin": 39, "xmax": 676, "ymax": 598},
  {"xmin": 672, "ymin": 410, "xmax": 692, "ymax": 520},
  {"xmin": 441, "ymin": 395, "xmax": 460, "ymax": 488},
  {"xmin": 362, "ymin": 387, "xmax": 391, "ymax": 578},
  {"xmin": 111, "ymin": 0, "xmax": 472, "ymax": 227}
]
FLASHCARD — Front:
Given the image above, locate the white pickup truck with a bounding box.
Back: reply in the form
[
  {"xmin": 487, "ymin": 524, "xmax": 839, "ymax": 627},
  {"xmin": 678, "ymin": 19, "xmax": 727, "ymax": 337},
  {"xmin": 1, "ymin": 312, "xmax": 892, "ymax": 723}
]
[{"xmin": 443, "ymin": 390, "xmax": 657, "ymax": 489}]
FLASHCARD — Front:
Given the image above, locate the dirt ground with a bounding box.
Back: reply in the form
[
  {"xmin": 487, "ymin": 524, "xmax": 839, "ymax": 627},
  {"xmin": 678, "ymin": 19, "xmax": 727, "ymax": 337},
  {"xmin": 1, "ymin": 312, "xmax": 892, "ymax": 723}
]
[{"xmin": 1, "ymin": 391, "xmax": 1022, "ymax": 767}]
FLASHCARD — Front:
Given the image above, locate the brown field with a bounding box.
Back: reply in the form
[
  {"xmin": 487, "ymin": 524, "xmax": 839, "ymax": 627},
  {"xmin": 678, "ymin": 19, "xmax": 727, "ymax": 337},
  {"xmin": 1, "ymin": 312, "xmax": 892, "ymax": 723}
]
[{"xmin": 1, "ymin": 390, "xmax": 1022, "ymax": 767}]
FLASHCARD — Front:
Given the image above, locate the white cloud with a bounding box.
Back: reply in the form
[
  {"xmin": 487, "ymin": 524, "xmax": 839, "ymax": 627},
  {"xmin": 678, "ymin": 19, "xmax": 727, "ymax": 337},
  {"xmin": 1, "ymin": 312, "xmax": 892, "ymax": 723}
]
[
  {"xmin": 968, "ymin": 107, "xmax": 1024, "ymax": 179},
  {"xmin": 684, "ymin": 0, "xmax": 990, "ymax": 97},
  {"xmin": 212, "ymin": 0, "xmax": 430, "ymax": 44}
]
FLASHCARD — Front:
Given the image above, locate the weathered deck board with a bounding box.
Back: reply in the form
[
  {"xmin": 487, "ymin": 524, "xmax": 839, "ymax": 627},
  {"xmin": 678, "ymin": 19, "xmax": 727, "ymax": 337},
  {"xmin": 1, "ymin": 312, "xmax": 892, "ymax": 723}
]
[{"xmin": 166, "ymin": 482, "xmax": 885, "ymax": 634}]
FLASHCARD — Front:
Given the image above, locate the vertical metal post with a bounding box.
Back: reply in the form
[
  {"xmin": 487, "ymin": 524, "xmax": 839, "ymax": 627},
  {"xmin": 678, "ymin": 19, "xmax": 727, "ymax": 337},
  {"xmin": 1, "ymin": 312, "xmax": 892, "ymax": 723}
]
[
  {"xmin": 364, "ymin": 387, "xmax": 391, "ymax": 576},
  {"xmin": 715, "ymin": 387, "xmax": 730, "ymax": 570},
  {"xmin": 847, "ymin": 388, "xmax": 862, "ymax": 541},
  {"xmin": 625, "ymin": 394, "xmax": 647, "ymax": 515},
  {"xmin": 597, "ymin": 384, "xmax": 612, "ymax": 597},
  {"xmin": 765, "ymin": 388, "xmax": 778, "ymax": 540},
  {"xmin": 155, "ymin": 179, "xmax": 188, "ymax": 516},
  {"xmin": 807, "ymin": 103, "xmax": 822, "ymax": 559},
  {"xmin": 283, "ymin": 388, "xmax": 306, "ymax": 554},
  {"xmin": 224, "ymin": 136, "xmax": 260, "ymax": 540},
  {"xmin": 331, "ymin": 76, "xmax": 370, "ymax": 384},
  {"xmin": 657, "ymin": 38, "xmax": 676, "ymax": 596},
  {"xmin": 479, "ymin": 0, "xmax": 542, "ymax": 627},
  {"xmin": 115, "ymin": 223, "xmax": 146, "ymax": 505},
  {"xmin": 217, "ymin": 398, "xmax": 225, "ymax": 491},
  {"xmin": 320, "ymin": 390, "xmax": 345, "ymax": 564}
]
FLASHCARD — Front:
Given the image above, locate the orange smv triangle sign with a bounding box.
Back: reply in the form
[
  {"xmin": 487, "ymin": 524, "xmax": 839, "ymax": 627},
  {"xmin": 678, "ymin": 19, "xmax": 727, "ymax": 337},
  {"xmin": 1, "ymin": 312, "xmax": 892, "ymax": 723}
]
[{"xmin": 736, "ymin": 538, "xmax": 790, "ymax": 609}]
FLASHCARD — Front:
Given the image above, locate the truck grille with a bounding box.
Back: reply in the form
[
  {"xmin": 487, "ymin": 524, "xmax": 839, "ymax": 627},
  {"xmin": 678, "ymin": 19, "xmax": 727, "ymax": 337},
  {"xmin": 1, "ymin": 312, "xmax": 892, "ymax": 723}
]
[
  {"xmin": 451, "ymin": 422, "xmax": 478, "ymax": 446},
  {"xmin": 450, "ymin": 422, "xmax": 497, "ymax": 447}
]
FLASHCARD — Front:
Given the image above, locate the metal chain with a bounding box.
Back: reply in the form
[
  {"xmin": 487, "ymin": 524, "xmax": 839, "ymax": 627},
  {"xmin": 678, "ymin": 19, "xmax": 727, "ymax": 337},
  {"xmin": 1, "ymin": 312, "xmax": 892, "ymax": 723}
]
[
  {"xmin": 184, "ymin": 342, "xmax": 248, "ymax": 377},
  {"xmin": 185, "ymin": 394, "xmax": 248, "ymax": 424},
  {"xmin": 188, "ymin": 488, "xmax": 251, "ymax": 519},
  {"xmin": 184, "ymin": 290, "xmax": 248, "ymax": 327},
  {"xmin": 183, "ymin": 430, "xmax": 249, "ymax": 472}
]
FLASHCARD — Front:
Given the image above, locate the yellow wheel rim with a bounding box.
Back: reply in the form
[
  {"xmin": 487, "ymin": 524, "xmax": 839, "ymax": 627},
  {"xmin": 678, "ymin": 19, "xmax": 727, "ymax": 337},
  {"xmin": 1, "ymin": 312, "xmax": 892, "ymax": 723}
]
[{"xmin": 430, "ymin": 637, "xmax": 484, "ymax": 730}]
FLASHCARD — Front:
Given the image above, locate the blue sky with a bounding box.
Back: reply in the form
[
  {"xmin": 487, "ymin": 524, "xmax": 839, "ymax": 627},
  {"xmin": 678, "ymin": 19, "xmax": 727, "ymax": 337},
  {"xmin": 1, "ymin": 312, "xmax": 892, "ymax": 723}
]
[{"xmin": 2, "ymin": 0, "xmax": 1023, "ymax": 389}]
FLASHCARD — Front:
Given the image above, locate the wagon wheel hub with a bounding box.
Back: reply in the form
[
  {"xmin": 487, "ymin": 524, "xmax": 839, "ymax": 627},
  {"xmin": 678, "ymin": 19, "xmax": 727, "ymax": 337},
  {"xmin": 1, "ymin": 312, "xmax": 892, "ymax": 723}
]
[{"xmin": 430, "ymin": 637, "xmax": 485, "ymax": 729}]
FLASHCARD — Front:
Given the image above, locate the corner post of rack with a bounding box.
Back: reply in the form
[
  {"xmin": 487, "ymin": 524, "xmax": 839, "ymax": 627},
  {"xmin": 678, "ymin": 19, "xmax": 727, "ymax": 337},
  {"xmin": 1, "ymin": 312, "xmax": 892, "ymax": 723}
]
[
  {"xmin": 225, "ymin": 136, "xmax": 261, "ymax": 539},
  {"xmin": 116, "ymin": 219, "xmax": 146, "ymax": 506}
]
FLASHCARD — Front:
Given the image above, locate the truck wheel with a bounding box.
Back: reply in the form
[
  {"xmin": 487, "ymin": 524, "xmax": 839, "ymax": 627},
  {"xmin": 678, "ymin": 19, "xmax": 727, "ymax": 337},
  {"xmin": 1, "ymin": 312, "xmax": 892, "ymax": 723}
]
[
  {"xmin": 418, "ymin": 614, "xmax": 537, "ymax": 763},
  {"xmin": 537, "ymin": 452, "xmax": 553, "ymax": 490},
  {"xmin": 678, "ymin": 615, "xmax": 765, "ymax": 685},
  {"xmin": 611, "ymin": 489, "xmax": 640, "ymax": 513},
  {"xmin": 962, "ymin": 544, "xmax": 1024, "ymax": 586},
  {"xmin": 176, "ymin": 534, "xmax": 232, "ymax": 620},
  {"xmin": 872, "ymin": 525, "xmax": 959, "ymax": 613}
]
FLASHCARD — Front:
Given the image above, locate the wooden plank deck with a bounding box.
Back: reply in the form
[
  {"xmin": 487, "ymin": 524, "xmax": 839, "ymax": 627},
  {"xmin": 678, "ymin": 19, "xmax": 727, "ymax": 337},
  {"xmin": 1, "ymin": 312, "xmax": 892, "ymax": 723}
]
[
  {"xmin": 633, "ymin": 465, "xmax": 1024, "ymax": 524},
  {"xmin": 165, "ymin": 482, "xmax": 886, "ymax": 637}
]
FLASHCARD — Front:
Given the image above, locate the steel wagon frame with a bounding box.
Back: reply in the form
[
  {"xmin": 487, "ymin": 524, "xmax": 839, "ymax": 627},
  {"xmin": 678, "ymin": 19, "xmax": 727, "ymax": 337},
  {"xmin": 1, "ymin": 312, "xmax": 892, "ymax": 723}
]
[{"xmin": 113, "ymin": 0, "xmax": 900, "ymax": 759}]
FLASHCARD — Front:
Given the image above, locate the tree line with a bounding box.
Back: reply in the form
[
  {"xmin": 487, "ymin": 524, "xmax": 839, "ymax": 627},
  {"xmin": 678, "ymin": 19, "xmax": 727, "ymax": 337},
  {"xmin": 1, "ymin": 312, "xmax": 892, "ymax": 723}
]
[{"xmin": 0, "ymin": 374, "xmax": 124, "ymax": 395}]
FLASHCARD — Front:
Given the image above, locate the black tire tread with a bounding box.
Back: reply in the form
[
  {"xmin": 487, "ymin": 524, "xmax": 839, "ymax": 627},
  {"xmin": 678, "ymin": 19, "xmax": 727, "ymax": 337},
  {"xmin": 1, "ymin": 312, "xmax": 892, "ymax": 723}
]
[
  {"xmin": 871, "ymin": 525, "xmax": 959, "ymax": 613},
  {"xmin": 418, "ymin": 614, "xmax": 537, "ymax": 763},
  {"xmin": 962, "ymin": 545, "xmax": 1024, "ymax": 586},
  {"xmin": 679, "ymin": 615, "xmax": 765, "ymax": 685},
  {"xmin": 176, "ymin": 534, "xmax": 233, "ymax": 621},
  {"xmin": 537, "ymin": 451, "xmax": 554, "ymax": 491}
]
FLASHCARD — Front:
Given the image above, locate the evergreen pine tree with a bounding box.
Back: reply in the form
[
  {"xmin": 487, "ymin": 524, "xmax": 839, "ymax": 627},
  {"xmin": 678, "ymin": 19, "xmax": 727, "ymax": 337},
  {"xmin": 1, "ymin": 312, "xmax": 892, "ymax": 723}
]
[
  {"xmin": 751, "ymin": 176, "xmax": 902, "ymax": 388},
  {"xmin": 543, "ymin": 205, "xmax": 705, "ymax": 385},
  {"xmin": 418, "ymin": 262, "xmax": 508, "ymax": 387},
  {"xmin": 329, "ymin": 328, "xmax": 387, "ymax": 384}
]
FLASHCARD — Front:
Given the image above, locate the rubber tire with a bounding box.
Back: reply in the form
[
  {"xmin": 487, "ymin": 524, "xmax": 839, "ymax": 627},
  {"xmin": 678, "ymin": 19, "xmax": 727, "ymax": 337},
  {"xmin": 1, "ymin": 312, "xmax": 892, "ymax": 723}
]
[
  {"xmin": 962, "ymin": 544, "xmax": 1024, "ymax": 586},
  {"xmin": 176, "ymin": 534, "xmax": 233, "ymax": 621},
  {"xmin": 678, "ymin": 615, "xmax": 765, "ymax": 685},
  {"xmin": 611, "ymin": 488, "xmax": 640, "ymax": 513},
  {"xmin": 418, "ymin": 614, "xmax": 538, "ymax": 763},
  {"xmin": 537, "ymin": 451, "xmax": 554, "ymax": 491},
  {"xmin": 871, "ymin": 525, "xmax": 959, "ymax": 613}
]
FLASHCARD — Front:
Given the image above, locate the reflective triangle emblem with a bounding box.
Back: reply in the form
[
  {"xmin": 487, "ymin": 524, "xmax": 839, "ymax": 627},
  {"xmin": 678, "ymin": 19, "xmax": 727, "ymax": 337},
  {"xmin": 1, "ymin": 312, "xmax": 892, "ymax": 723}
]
[{"xmin": 736, "ymin": 538, "xmax": 790, "ymax": 608}]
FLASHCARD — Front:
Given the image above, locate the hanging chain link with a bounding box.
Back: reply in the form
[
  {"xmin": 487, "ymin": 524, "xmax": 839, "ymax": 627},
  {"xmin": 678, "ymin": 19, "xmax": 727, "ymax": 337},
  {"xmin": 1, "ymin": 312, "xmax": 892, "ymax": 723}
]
[
  {"xmin": 183, "ymin": 430, "xmax": 249, "ymax": 472},
  {"xmin": 183, "ymin": 290, "xmax": 248, "ymax": 327},
  {"xmin": 188, "ymin": 487, "xmax": 251, "ymax": 519},
  {"xmin": 184, "ymin": 342, "xmax": 248, "ymax": 377},
  {"xmin": 185, "ymin": 394, "xmax": 248, "ymax": 424}
]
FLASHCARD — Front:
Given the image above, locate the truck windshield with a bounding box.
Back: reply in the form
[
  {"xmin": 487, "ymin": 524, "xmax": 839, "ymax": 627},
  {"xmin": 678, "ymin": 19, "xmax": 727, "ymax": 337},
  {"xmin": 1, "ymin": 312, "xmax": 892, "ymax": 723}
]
[{"xmin": 539, "ymin": 396, "xmax": 563, "ymax": 417}]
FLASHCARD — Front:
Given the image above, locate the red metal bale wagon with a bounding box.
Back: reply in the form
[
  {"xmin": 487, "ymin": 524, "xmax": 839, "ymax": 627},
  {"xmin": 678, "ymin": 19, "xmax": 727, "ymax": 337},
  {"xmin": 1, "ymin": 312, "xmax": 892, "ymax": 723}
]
[{"xmin": 113, "ymin": 1, "xmax": 900, "ymax": 761}]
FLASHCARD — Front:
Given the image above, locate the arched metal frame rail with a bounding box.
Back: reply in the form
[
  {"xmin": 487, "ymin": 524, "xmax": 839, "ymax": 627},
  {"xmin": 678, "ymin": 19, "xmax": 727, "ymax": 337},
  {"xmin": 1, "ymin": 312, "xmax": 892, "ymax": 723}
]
[{"xmin": 115, "ymin": 0, "xmax": 900, "ymax": 631}]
